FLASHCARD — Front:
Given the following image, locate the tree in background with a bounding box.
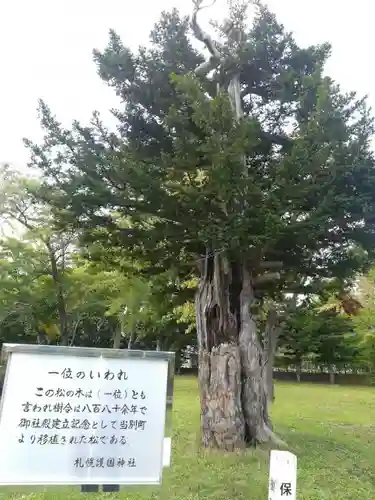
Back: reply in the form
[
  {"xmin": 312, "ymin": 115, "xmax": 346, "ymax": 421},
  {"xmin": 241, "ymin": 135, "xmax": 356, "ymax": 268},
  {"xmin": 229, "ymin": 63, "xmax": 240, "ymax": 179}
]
[
  {"xmin": 352, "ymin": 268, "xmax": 375, "ymax": 379},
  {"xmin": 277, "ymin": 304, "xmax": 317, "ymax": 380},
  {"xmin": 0, "ymin": 221, "xmax": 196, "ymax": 363},
  {"xmin": 76, "ymin": 238, "xmax": 197, "ymax": 356},
  {"xmin": 0, "ymin": 165, "xmax": 75, "ymax": 345},
  {"xmin": 0, "ymin": 237, "xmax": 59, "ymax": 344},
  {"xmin": 278, "ymin": 276, "xmax": 364, "ymax": 382},
  {"xmin": 23, "ymin": 1, "xmax": 375, "ymax": 448}
]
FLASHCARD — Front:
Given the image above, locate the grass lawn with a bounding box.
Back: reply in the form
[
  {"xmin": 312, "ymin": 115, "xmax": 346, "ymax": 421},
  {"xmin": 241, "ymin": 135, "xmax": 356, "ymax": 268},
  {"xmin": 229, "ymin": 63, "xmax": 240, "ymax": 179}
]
[{"xmin": 1, "ymin": 377, "xmax": 375, "ymax": 499}]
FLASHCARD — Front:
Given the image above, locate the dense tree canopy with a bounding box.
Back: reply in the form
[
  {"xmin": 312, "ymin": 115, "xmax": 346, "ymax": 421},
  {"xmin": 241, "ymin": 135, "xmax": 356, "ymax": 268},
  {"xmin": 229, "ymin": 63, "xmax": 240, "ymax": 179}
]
[{"xmin": 26, "ymin": 7, "xmax": 375, "ymax": 287}]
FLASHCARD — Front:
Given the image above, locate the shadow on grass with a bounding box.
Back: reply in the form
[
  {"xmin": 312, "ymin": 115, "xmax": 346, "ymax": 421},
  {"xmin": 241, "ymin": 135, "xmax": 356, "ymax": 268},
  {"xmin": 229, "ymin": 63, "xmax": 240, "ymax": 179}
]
[{"xmin": 279, "ymin": 427, "xmax": 375, "ymax": 487}]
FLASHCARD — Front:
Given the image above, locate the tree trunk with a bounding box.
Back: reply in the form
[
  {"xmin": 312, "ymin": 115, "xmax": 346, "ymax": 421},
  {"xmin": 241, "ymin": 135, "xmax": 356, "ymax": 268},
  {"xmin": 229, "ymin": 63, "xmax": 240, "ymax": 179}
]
[
  {"xmin": 263, "ymin": 308, "xmax": 281, "ymax": 402},
  {"xmin": 329, "ymin": 365, "xmax": 335, "ymax": 384},
  {"xmin": 69, "ymin": 317, "xmax": 82, "ymax": 347},
  {"xmin": 192, "ymin": 0, "xmax": 284, "ymax": 450},
  {"xmin": 127, "ymin": 331, "xmax": 135, "ymax": 349},
  {"xmin": 196, "ymin": 253, "xmax": 275, "ymax": 449},
  {"xmin": 296, "ymin": 362, "xmax": 301, "ymax": 382},
  {"xmin": 47, "ymin": 243, "xmax": 69, "ymax": 346},
  {"xmin": 265, "ymin": 358, "xmax": 274, "ymax": 402},
  {"xmin": 112, "ymin": 324, "xmax": 122, "ymax": 349},
  {"xmin": 239, "ymin": 268, "xmax": 274, "ymax": 442},
  {"xmin": 37, "ymin": 330, "xmax": 48, "ymax": 345}
]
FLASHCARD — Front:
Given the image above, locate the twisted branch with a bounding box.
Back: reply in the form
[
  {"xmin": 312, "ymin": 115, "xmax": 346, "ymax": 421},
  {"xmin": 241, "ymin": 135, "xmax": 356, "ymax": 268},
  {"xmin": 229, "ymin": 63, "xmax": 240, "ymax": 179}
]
[{"xmin": 192, "ymin": 0, "xmax": 222, "ymax": 76}]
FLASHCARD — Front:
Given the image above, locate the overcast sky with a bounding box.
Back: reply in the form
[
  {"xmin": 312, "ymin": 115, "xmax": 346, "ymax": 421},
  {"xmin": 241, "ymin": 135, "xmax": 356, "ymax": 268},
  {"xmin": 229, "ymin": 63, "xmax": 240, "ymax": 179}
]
[{"xmin": 0, "ymin": 0, "xmax": 372, "ymax": 170}]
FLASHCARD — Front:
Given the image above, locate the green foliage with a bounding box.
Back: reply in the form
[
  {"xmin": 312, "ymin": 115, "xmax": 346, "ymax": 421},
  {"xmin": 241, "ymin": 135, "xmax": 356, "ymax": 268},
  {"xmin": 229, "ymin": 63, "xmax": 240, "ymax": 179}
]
[
  {"xmin": 351, "ymin": 268, "xmax": 375, "ymax": 377},
  {"xmin": 0, "ymin": 207, "xmax": 195, "ymax": 356},
  {"xmin": 24, "ymin": 4, "xmax": 375, "ymax": 301},
  {"xmin": 279, "ymin": 300, "xmax": 360, "ymax": 369},
  {"xmin": 0, "ymin": 237, "xmax": 57, "ymax": 342},
  {"xmin": 310, "ymin": 313, "xmax": 359, "ymax": 368}
]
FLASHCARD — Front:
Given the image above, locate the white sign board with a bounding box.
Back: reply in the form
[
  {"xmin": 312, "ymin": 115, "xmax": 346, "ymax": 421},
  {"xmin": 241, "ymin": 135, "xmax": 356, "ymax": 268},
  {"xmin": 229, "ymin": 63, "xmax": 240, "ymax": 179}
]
[
  {"xmin": 0, "ymin": 346, "xmax": 174, "ymax": 486},
  {"xmin": 268, "ymin": 450, "xmax": 297, "ymax": 500}
]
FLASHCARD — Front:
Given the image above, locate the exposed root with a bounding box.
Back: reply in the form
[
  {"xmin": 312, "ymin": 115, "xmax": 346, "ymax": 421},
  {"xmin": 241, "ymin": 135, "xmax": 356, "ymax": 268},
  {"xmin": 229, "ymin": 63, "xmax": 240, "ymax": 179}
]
[{"xmin": 263, "ymin": 425, "xmax": 288, "ymax": 448}]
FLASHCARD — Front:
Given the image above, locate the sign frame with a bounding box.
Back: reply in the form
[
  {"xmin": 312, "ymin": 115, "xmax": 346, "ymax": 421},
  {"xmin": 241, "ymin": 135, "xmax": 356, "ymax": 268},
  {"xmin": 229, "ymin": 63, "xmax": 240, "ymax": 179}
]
[{"xmin": 0, "ymin": 343, "xmax": 175, "ymax": 492}]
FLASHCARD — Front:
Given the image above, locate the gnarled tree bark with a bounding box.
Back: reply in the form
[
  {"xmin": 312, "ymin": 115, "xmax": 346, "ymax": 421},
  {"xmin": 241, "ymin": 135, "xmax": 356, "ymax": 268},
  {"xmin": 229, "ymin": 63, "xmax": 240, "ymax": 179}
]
[
  {"xmin": 196, "ymin": 252, "xmax": 245, "ymax": 448},
  {"xmin": 192, "ymin": 0, "xmax": 285, "ymax": 449},
  {"xmin": 195, "ymin": 252, "xmax": 282, "ymax": 447},
  {"xmin": 239, "ymin": 267, "xmax": 273, "ymax": 443}
]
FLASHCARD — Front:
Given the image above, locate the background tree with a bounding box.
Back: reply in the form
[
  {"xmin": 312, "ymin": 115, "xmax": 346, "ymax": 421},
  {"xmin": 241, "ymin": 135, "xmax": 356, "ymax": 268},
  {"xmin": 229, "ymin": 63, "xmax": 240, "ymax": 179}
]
[
  {"xmin": 278, "ymin": 305, "xmax": 317, "ymax": 379},
  {"xmin": 0, "ymin": 165, "xmax": 75, "ymax": 345},
  {"xmin": 77, "ymin": 239, "xmax": 197, "ymax": 355},
  {"xmin": 0, "ymin": 237, "xmax": 59, "ymax": 344},
  {"xmin": 24, "ymin": 1, "xmax": 375, "ymax": 448},
  {"xmin": 279, "ymin": 305, "xmax": 357, "ymax": 380},
  {"xmin": 351, "ymin": 267, "xmax": 375, "ymax": 379},
  {"xmin": 0, "ymin": 218, "xmax": 196, "ymax": 359}
]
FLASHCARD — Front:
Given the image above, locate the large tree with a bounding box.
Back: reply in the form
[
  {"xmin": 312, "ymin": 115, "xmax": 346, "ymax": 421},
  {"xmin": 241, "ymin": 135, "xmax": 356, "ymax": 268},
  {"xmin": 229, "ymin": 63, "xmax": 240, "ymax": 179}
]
[{"xmin": 25, "ymin": 1, "xmax": 375, "ymax": 448}]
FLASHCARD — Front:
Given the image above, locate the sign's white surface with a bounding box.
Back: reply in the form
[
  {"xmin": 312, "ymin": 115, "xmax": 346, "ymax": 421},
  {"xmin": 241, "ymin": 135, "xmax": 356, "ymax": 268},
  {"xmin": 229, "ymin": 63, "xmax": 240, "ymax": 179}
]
[
  {"xmin": 0, "ymin": 351, "xmax": 169, "ymax": 485},
  {"xmin": 268, "ymin": 450, "xmax": 297, "ymax": 500}
]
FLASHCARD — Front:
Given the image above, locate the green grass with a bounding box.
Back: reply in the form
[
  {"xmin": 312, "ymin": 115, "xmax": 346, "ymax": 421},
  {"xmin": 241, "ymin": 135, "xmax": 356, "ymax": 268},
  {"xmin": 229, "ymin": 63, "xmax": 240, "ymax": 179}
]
[{"xmin": 1, "ymin": 377, "xmax": 375, "ymax": 499}]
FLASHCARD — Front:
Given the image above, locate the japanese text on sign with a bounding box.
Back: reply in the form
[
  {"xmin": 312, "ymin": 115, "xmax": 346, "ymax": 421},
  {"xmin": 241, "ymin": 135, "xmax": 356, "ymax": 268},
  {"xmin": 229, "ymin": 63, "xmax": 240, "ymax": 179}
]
[{"xmin": 0, "ymin": 349, "xmax": 171, "ymax": 486}]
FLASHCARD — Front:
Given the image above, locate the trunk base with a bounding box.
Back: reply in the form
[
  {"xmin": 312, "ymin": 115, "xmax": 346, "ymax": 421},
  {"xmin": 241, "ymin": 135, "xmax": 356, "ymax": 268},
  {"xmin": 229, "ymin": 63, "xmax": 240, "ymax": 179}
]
[{"xmin": 199, "ymin": 344, "xmax": 245, "ymax": 450}]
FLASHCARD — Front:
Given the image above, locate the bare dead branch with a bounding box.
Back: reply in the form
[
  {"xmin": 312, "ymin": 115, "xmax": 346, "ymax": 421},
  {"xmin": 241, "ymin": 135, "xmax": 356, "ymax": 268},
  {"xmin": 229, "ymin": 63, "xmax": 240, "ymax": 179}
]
[
  {"xmin": 191, "ymin": 0, "xmax": 222, "ymax": 63},
  {"xmin": 195, "ymin": 58, "xmax": 220, "ymax": 77}
]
